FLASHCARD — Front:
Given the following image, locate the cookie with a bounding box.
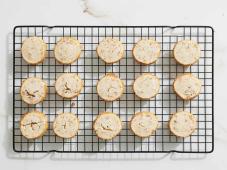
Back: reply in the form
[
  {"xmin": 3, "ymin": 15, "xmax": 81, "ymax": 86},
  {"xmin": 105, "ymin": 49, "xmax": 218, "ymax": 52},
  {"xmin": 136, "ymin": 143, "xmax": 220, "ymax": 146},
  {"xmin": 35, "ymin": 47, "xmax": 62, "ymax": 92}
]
[
  {"xmin": 93, "ymin": 112, "xmax": 122, "ymax": 140},
  {"xmin": 173, "ymin": 40, "xmax": 200, "ymax": 66},
  {"xmin": 96, "ymin": 38, "xmax": 124, "ymax": 64},
  {"xmin": 169, "ymin": 111, "xmax": 197, "ymax": 137},
  {"xmin": 54, "ymin": 37, "xmax": 81, "ymax": 64},
  {"xmin": 55, "ymin": 73, "xmax": 83, "ymax": 99},
  {"xmin": 133, "ymin": 73, "xmax": 160, "ymax": 99},
  {"xmin": 173, "ymin": 74, "xmax": 202, "ymax": 100},
  {"xmin": 21, "ymin": 37, "xmax": 47, "ymax": 65},
  {"xmin": 97, "ymin": 74, "xmax": 124, "ymax": 101},
  {"xmin": 53, "ymin": 113, "xmax": 80, "ymax": 139},
  {"xmin": 133, "ymin": 39, "xmax": 160, "ymax": 65},
  {"xmin": 20, "ymin": 77, "xmax": 48, "ymax": 105},
  {"xmin": 130, "ymin": 112, "xmax": 159, "ymax": 138},
  {"xmin": 20, "ymin": 111, "xmax": 48, "ymax": 139}
]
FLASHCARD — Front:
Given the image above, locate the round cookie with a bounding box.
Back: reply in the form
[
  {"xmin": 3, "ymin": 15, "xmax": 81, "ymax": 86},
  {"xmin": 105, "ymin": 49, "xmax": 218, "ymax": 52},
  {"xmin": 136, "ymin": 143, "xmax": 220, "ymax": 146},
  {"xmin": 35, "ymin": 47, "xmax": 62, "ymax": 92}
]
[
  {"xmin": 133, "ymin": 39, "xmax": 160, "ymax": 65},
  {"xmin": 53, "ymin": 113, "xmax": 80, "ymax": 139},
  {"xmin": 55, "ymin": 73, "xmax": 83, "ymax": 99},
  {"xmin": 133, "ymin": 73, "xmax": 160, "ymax": 99},
  {"xmin": 22, "ymin": 37, "xmax": 47, "ymax": 65},
  {"xmin": 173, "ymin": 74, "xmax": 202, "ymax": 100},
  {"xmin": 20, "ymin": 111, "xmax": 48, "ymax": 139},
  {"xmin": 96, "ymin": 38, "xmax": 124, "ymax": 64},
  {"xmin": 20, "ymin": 77, "xmax": 48, "ymax": 105},
  {"xmin": 130, "ymin": 112, "xmax": 159, "ymax": 138},
  {"xmin": 169, "ymin": 111, "xmax": 197, "ymax": 138},
  {"xmin": 97, "ymin": 74, "xmax": 124, "ymax": 101},
  {"xmin": 93, "ymin": 112, "xmax": 122, "ymax": 140},
  {"xmin": 173, "ymin": 40, "xmax": 200, "ymax": 66},
  {"xmin": 54, "ymin": 37, "xmax": 81, "ymax": 64}
]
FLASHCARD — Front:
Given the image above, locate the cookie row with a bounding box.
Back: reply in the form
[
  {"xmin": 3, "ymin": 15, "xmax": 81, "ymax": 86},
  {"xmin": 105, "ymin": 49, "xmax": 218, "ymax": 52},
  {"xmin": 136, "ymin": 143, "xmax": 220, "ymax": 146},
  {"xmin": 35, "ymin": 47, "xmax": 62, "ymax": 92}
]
[
  {"xmin": 20, "ymin": 72, "xmax": 201, "ymax": 105},
  {"xmin": 21, "ymin": 37, "xmax": 200, "ymax": 66},
  {"xmin": 20, "ymin": 111, "xmax": 197, "ymax": 140},
  {"xmin": 20, "ymin": 74, "xmax": 83, "ymax": 105}
]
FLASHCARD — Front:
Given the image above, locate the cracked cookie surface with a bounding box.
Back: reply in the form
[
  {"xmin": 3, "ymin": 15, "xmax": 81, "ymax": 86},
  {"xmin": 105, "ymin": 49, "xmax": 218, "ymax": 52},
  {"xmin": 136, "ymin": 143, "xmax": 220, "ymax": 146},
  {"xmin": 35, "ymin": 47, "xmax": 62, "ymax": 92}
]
[
  {"xmin": 133, "ymin": 39, "xmax": 160, "ymax": 65},
  {"xmin": 54, "ymin": 37, "xmax": 81, "ymax": 64},
  {"xmin": 173, "ymin": 74, "xmax": 201, "ymax": 100},
  {"xmin": 55, "ymin": 73, "xmax": 83, "ymax": 99},
  {"xmin": 93, "ymin": 112, "xmax": 122, "ymax": 140},
  {"xmin": 97, "ymin": 74, "xmax": 124, "ymax": 101},
  {"xmin": 133, "ymin": 73, "xmax": 160, "ymax": 99},
  {"xmin": 20, "ymin": 111, "xmax": 48, "ymax": 139},
  {"xmin": 97, "ymin": 38, "xmax": 124, "ymax": 64},
  {"xmin": 130, "ymin": 112, "xmax": 159, "ymax": 138},
  {"xmin": 53, "ymin": 113, "xmax": 80, "ymax": 138},
  {"xmin": 22, "ymin": 37, "xmax": 47, "ymax": 64},
  {"xmin": 169, "ymin": 111, "xmax": 197, "ymax": 138},
  {"xmin": 20, "ymin": 77, "xmax": 48, "ymax": 104}
]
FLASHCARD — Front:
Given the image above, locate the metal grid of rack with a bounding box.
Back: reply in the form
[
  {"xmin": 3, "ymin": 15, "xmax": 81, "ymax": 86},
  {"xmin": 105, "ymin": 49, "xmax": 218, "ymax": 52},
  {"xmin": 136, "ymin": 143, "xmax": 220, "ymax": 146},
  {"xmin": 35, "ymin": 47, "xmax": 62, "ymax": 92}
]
[{"xmin": 13, "ymin": 26, "xmax": 214, "ymax": 153}]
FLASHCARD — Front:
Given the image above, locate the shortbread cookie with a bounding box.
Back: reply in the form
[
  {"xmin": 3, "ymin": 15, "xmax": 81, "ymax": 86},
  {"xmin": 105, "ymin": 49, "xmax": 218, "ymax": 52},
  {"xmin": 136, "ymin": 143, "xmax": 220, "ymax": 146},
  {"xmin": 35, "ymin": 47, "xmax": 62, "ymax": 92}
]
[
  {"xmin": 20, "ymin": 111, "xmax": 48, "ymax": 139},
  {"xmin": 53, "ymin": 113, "xmax": 80, "ymax": 138},
  {"xmin": 21, "ymin": 37, "xmax": 47, "ymax": 64},
  {"xmin": 96, "ymin": 38, "xmax": 124, "ymax": 64},
  {"xmin": 130, "ymin": 112, "xmax": 159, "ymax": 138},
  {"xmin": 173, "ymin": 74, "xmax": 202, "ymax": 100},
  {"xmin": 93, "ymin": 112, "xmax": 122, "ymax": 140},
  {"xmin": 173, "ymin": 40, "xmax": 200, "ymax": 66},
  {"xmin": 20, "ymin": 77, "xmax": 48, "ymax": 104},
  {"xmin": 54, "ymin": 37, "xmax": 81, "ymax": 64},
  {"xmin": 133, "ymin": 73, "xmax": 160, "ymax": 99},
  {"xmin": 97, "ymin": 74, "xmax": 124, "ymax": 101},
  {"xmin": 169, "ymin": 111, "xmax": 197, "ymax": 138},
  {"xmin": 133, "ymin": 39, "xmax": 160, "ymax": 65},
  {"xmin": 55, "ymin": 73, "xmax": 83, "ymax": 99}
]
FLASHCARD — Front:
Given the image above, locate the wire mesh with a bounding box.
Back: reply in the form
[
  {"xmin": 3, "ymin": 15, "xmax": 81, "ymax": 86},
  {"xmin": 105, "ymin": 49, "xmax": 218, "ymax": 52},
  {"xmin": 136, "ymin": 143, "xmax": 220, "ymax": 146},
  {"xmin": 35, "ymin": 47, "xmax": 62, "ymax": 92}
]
[{"xmin": 13, "ymin": 26, "xmax": 214, "ymax": 153}]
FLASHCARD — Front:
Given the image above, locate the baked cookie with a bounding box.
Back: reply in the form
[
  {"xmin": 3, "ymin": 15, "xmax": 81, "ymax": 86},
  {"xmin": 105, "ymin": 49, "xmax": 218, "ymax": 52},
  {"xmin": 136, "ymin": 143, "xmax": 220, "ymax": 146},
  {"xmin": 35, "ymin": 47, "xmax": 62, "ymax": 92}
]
[
  {"xmin": 20, "ymin": 111, "xmax": 48, "ymax": 139},
  {"xmin": 130, "ymin": 112, "xmax": 159, "ymax": 138},
  {"xmin": 96, "ymin": 38, "xmax": 124, "ymax": 64},
  {"xmin": 173, "ymin": 74, "xmax": 202, "ymax": 100},
  {"xmin": 54, "ymin": 37, "xmax": 81, "ymax": 64},
  {"xmin": 133, "ymin": 73, "xmax": 160, "ymax": 99},
  {"xmin": 20, "ymin": 77, "xmax": 48, "ymax": 105},
  {"xmin": 173, "ymin": 40, "xmax": 200, "ymax": 66},
  {"xmin": 133, "ymin": 39, "xmax": 160, "ymax": 65},
  {"xmin": 93, "ymin": 112, "xmax": 122, "ymax": 140},
  {"xmin": 53, "ymin": 113, "xmax": 80, "ymax": 139},
  {"xmin": 97, "ymin": 74, "xmax": 124, "ymax": 101},
  {"xmin": 55, "ymin": 73, "xmax": 83, "ymax": 99},
  {"xmin": 21, "ymin": 37, "xmax": 47, "ymax": 65},
  {"xmin": 169, "ymin": 111, "xmax": 197, "ymax": 138}
]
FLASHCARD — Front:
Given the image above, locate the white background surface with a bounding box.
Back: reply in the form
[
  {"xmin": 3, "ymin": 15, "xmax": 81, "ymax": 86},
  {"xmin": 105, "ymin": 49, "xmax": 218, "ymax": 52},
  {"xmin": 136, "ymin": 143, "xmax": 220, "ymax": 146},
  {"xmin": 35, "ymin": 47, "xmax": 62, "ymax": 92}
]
[{"xmin": 0, "ymin": 0, "xmax": 226, "ymax": 169}]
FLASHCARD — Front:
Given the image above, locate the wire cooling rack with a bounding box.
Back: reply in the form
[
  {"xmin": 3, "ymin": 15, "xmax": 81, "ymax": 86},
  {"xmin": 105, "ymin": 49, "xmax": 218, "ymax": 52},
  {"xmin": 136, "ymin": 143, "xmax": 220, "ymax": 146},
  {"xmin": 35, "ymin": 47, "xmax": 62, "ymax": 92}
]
[{"xmin": 13, "ymin": 26, "xmax": 214, "ymax": 153}]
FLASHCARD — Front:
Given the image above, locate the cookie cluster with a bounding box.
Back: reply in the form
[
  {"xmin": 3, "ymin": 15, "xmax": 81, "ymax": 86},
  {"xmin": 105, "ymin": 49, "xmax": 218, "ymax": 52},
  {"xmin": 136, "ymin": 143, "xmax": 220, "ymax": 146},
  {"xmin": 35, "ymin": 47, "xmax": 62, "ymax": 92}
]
[{"xmin": 19, "ymin": 37, "xmax": 201, "ymax": 140}]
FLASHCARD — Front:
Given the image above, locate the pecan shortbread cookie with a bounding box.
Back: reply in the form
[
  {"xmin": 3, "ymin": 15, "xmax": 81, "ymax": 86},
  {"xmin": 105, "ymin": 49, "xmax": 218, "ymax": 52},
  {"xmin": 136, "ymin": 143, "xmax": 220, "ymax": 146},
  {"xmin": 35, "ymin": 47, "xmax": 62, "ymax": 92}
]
[
  {"xmin": 20, "ymin": 111, "xmax": 48, "ymax": 139},
  {"xmin": 22, "ymin": 37, "xmax": 47, "ymax": 64},
  {"xmin": 93, "ymin": 112, "xmax": 122, "ymax": 140}
]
